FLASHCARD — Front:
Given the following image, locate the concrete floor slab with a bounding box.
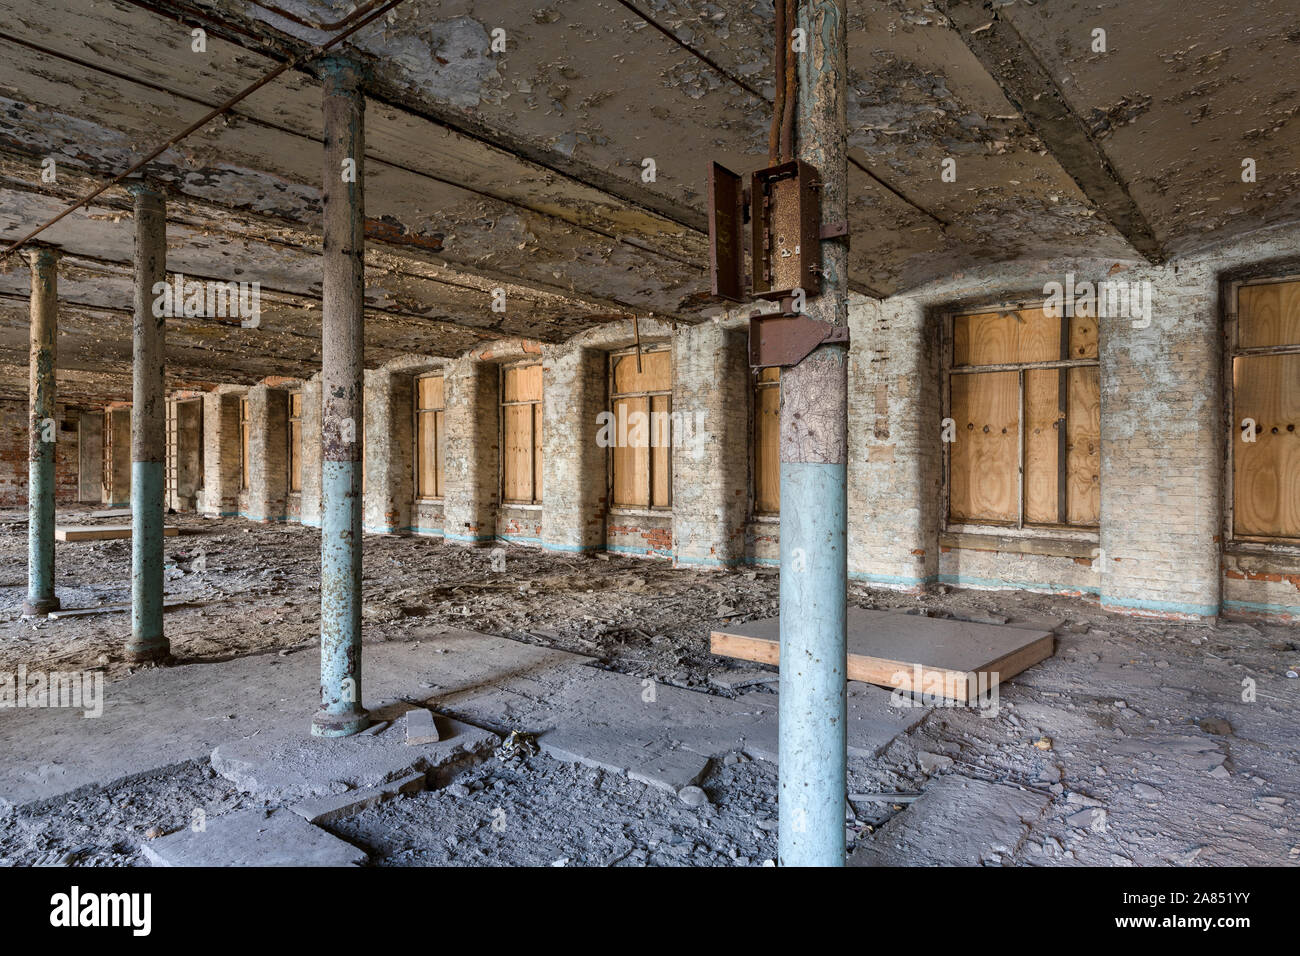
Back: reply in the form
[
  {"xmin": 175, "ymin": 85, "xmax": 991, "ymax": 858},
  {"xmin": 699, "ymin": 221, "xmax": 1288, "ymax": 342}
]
[
  {"xmin": 539, "ymin": 725, "xmax": 711, "ymax": 793},
  {"xmin": 0, "ymin": 625, "xmax": 928, "ymax": 815},
  {"xmin": 848, "ymin": 775, "xmax": 1051, "ymax": 866},
  {"xmin": 211, "ymin": 709, "xmax": 499, "ymax": 803},
  {"xmin": 141, "ymin": 808, "xmax": 367, "ymax": 867},
  {"xmin": 0, "ymin": 628, "xmax": 592, "ymax": 808},
  {"xmin": 290, "ymin": 771, "xmax": 427, "ymax": 825}
]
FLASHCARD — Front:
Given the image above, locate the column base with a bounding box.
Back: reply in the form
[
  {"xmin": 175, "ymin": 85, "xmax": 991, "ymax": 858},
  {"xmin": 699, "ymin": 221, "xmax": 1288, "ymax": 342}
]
[
  {"xmin": 21, "ymin": 595, "xmax": 60, "ymax": 617},
  {"xmin": 311, "ymin": 708, "xmax": 371, "ymax": 738},
  {"xmin": 124, "ymin": 640, "xmax": 171, "ymax": 664}
]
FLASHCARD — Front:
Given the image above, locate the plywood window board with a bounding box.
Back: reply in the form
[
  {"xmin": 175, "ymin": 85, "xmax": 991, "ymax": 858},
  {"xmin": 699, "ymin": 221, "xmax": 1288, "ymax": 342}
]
[
  {"xmin": 415, "ymin": 374, "xmax": 445, "ymax": 500},
  {"xmin": 609, "ymin": 349, "xmax": 672, "ymax": 510},
  {"xmin": 239, "ymin": 397, "xmax": 251, "ymax": 491},
  {"xmin": 501, "ymin": 363, "xmax": 543, "ymax": 505},
  {"xmin": 754, "ymin": 367, "xmax": 780, "ymax": 514},
  {"xmin": 710, "ymin": 608, "xmax": 1054, "ymax": 703},
  {"xmin": 288, "ymin": 391, "xmax": 303, "ymax": 494},
  {"xmin": 1230, "ymin": 278, "xmax": 1300, "ymax": 542},
  {"xmin": 947, "ymin": 307, "xmax": 1099, "ymax": 531}
]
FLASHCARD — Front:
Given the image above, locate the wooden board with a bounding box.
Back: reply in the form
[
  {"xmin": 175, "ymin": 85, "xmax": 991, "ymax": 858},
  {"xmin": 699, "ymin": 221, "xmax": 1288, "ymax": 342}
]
[
  {"xmin": 1066, "ymin": 365, "xmax": 1101, "ymax": 525},
  {"xmin": 710, "ymin": 608, "xmax": 1055, "ymax": 703},
  {"xmin": 612, "ymin": 350, "xmax": 671, "ymax": 394},
  {"xmin": 949, "ymin": 370, "xmax": 1019, "ymax": 522},
  {"xmin": 611, "ymin": 396, "xmax": 648, "ymax": 507},
  {"xmin": 48, "ymin": 598, "xmax": 194, "ymax": 619},
  {"xmin": 953, "ymin": 308, "xmax": 1060, "ymax": 366},
  {"xmin": 502, "ymin": 403, "xmax": 535, "ymax": 503},
  {"xmin": 533, "ymin": 402, "xmax": 544, "ymax": 502},
  {"xmin": 503, "ymin": 363, "xmax": 542, "ymax": 403},
  {"xmin": 1234, "ymin": 352, "xmax": 1300, "ymax": 537},
  {"xmin": 754, "ymin": 372, "xmax": 781, "ymax": 513},
  {"xmin": 1069, "ymin": 312, "xmax": 1099, "ymax": 359},
  {"xmin": 57, "ymin": 525, "xmax": 179, "ymax": 541},
  {"xmin": 650, "ymin": 394, "xmax": 669, "ymax": 508},
  {"xmin": 416, "ymin": 374, "xmax": 444, "ymax": 410},
  {"xmin": 1239, "ymin": 280, "xmax": 1300, "ymax": 349},
  {"xmin": 1023, "ymin": 367, "xmax": 1061, "ymax": 524}
]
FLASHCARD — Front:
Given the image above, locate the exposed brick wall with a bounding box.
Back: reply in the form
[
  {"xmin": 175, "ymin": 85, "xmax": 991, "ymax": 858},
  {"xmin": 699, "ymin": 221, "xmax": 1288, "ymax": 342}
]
[
  {"xmin": 200, "ymin": 390, "xmax": 241, "ymax": 516},
  {"xmin": 168, "ymin": 399, "xmax": 203, "ymax": 511},
  {"xmin": 246, "ymin": 385, "xmax": 289, "ymax": 522},
  {"xmin": 1099, "ymin": 260, "xmax": 1222, "ymax": 619},
  {"xmin": 105, "ymin": 406, "xmax": 131, "ymax": 507},
  {"xmin": 442, "ymin": 357, "xmax": 499, "ymax": 544},
  {"xmin": 363, "ymin": 369, "xmax": 413, "ymax": 533},
  {"xmin": 298, "ymin": 377, "xmax": 322, "ymax": 527},
  {"xmin": 938, "ymin": 545, "xmax": 1099, "ymax": 597},
  {"xmin": 76, "ymin": 410, "xmax": 103, "ymax": 503},
  {"xmin": 497, "ymin": 505, "xmax": 542, "ymax": 544},
  {"xmin": 608, "ymin": 515, "xmax": 673, "ymax": 558},
  {"xmin": 746, "ymin": 518, "xmax": 780, "ymax": 565},
  {"xmin": 540, "ymin": 344, "xmax": 607, "ymax": 552},
  {"xmin": 0, "ymin": 400, "xmax": 80, "ymax": 508},
  {"xmin": 412, "ymin": 499, "xmax": 444, "ymax": 536},
  {"xmin": 671, "ymin": 320, "xmax": 749, "ymax": 568},
  {"xmin": 847, "ymin": 295, "xmax": 943, "ymax": 589}
]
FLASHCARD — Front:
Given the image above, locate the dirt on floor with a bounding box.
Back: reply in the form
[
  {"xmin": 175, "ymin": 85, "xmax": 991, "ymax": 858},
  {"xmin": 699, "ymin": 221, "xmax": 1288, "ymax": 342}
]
[{"xmin": 1, "ymin": 510, "xmax": 1298, "ymax": 866}]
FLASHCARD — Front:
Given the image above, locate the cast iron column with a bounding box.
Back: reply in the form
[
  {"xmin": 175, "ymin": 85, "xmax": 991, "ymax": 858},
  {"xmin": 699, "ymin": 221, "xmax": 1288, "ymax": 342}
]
[
  {"xmin": 779, "ymin": 0, "xmax": 849, "ymax": 867},
  {"xmin": 125, "ymin": 180, "xmax": 169, "ymax": 662},
  {"xmin": 312, "ymin": 56, "xmax": 370, "ymax": 737},
  {"xmin": 22, "ymin": 245, "xmax": 60, "ymax": 617}
]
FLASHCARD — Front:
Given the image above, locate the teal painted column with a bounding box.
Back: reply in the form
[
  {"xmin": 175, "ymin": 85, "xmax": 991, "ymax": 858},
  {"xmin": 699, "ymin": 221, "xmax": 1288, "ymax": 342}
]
[
  {"xmin": 312, "ymin": 57, "xmax": 369, "ymax": 737},
  {"xmin": 779, "ymin": 0, "xmax": 850, "ymax": 867},
  {"xmin": 22, "ymin": 245, "xmax": 60, "ymax": 617},
  {"xmin": 125, "ymin": 180, "xmax": 169, "ymax": 663}
]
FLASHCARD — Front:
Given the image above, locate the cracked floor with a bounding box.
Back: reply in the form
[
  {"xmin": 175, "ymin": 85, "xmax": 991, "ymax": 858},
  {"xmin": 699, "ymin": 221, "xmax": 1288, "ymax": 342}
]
[{"xmin": 0, "ymin": 512, "xmax": 1297, "ymax": 866}]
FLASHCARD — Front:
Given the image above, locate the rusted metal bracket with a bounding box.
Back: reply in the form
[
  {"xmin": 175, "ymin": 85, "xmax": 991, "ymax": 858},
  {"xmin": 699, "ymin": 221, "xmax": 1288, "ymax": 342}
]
[
  {"xmin": 749, "ymin": 313, "xmax": 849, "ymax": 369},
  {"xmin": 819, "ymin": 220, "xmax": 849, "ymax": 240}
]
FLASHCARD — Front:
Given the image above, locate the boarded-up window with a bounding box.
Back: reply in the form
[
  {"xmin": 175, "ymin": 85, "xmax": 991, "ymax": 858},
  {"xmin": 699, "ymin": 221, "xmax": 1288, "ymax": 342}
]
[
  {"xmin": 609, "ymin": 349, "xmax": 672, "ymax": 509},
  {"xmin": 501, "ymin": 363, "xmax": 542, "ymax": 504},
  {"xmin": 288, "ymin": 392, "xmax": 303, "ymax": 493},
  {"xmin": 239, "ymin": 398, "xmax": 251, "ymax": 491},
  {"xmin": 754, "ymin": 367, "xmax": 780, "ymax": 513},
  {"xmin": 948, "ymin": 307, "xmax": 1100, "ymax": 528},
  {"xmin": 1232, "ymin": 280, "xmax": 1300, "ymax": 540},
  {"xmin": 415, "ymin": 375, "xmax": 446, "ymax": 499}
]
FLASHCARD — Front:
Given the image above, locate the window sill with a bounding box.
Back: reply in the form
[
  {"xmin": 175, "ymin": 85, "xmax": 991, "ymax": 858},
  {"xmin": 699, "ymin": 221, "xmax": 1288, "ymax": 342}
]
[
  {"xmin": 414, "ymin": 497, "xmax": 444, "ymax": 505},
  {"xmin": 608, "ymin": 508, "xmax": 672, "ymax": 519},
  {"xmin": 750, "ymin": 513, "xmax": 779, "ymax": 524},
  {"xmin": 501, "ymin": 502, "xmax": 542, "ymax": 510},
  {"xmin": 1224, "ymin": 540, "xmax": 1300, "ymax": 563},
  {"xmin": 940, "ymin": 529, "xmax": 1097, "ymax": 560}
]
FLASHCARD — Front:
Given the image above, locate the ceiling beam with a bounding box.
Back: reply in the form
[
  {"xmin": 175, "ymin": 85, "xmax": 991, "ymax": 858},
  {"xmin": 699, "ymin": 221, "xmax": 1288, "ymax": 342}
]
[{"xmin": 944, "ymin": 2, "xmax": 1162, "ymax": 262}]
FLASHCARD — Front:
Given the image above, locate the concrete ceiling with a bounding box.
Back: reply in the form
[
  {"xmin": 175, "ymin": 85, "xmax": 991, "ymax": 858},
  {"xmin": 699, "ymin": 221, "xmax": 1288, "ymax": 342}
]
[{"xmin": 0, "ymin": 0, "xmax": 1296, "ymax": 402}]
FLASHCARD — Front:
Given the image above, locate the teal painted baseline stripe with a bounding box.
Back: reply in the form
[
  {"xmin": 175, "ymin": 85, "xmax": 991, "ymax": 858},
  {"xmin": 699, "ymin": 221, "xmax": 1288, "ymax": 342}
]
[{"xmin": 1221, "ymin": 598, "xmax": 1300, "ymax": 616}]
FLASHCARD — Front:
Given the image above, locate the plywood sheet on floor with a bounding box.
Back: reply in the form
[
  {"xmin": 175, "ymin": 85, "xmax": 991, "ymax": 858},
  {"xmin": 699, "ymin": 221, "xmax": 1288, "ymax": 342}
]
[
  {"xmin": 56, "ymin": 524, "xmax": 179, "ymax": 541},
  {"xmin": 710, "ymin": 608, "xmax": 1054, "ymax": 702}
]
